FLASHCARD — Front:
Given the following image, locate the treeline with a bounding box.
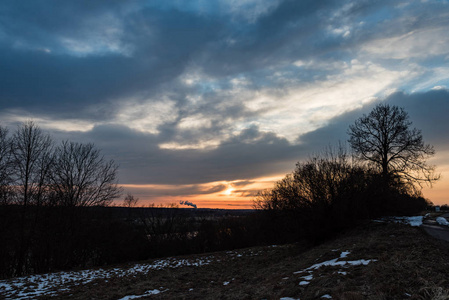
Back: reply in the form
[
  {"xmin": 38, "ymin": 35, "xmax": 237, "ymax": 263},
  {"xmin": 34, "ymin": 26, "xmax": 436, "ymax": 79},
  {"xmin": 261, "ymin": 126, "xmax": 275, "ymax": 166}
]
[
  {"xmin": 0, "ymin": 204, "xmax": 267, "ymax": 279},
  {"xmin": 254, "ymin": 104, "xmax": 437, "ymax": 243},
  {"xmin": 0, "ymin": 121, "xmax": 122, "ymax": 278},
  {"xmin": 254, "ymin": 146, "xmax": 431, "ymax": 244}
]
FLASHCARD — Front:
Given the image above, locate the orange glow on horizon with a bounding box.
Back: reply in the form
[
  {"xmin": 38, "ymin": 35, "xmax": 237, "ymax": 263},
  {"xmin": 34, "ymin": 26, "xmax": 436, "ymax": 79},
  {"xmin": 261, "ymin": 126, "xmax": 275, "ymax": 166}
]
[
  {"xmin": 119, "ymin": 175, "xmax": 283, "ymax": 209},
  {"xmin": 422, "ymin": 163, "xmax": 449, "ymax": 206},
  {"xmin": 117, "ymin": 164, "xmax": 449, "ymax": 209}
]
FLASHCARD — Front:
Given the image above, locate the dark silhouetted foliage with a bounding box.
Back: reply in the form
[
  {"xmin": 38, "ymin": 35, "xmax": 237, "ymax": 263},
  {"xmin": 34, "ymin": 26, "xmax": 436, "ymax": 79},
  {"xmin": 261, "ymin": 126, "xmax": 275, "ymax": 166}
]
[
  {"xmin": 348, "ymin": 103, "xmax": 439, "ymax": 191},
  {"xmin": 254, "ymin": 144, "xmax": 432, "ymax": 244},
  {"xmin": 254, "ymin": 105, "xmax": 437, "ymax": 245}
]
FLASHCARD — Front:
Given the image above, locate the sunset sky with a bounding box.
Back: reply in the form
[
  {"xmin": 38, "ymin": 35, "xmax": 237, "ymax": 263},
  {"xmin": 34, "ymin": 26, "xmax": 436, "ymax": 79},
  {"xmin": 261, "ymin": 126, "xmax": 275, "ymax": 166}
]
[{"xmin": 0, "ymin": 0, "xmax": 448, "ymax": 208}]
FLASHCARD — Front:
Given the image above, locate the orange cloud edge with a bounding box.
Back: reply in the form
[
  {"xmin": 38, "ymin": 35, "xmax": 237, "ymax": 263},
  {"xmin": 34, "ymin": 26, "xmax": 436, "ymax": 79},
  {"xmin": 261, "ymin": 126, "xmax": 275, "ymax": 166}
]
[{"xmin": 117, "ymin": 167, "xmax": 449, "ymax": 209}]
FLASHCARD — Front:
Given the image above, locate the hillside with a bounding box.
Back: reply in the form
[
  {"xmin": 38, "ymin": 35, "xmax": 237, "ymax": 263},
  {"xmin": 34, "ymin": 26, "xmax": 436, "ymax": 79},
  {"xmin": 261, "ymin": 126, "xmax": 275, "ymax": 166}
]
[{"xmin": 2, "ymin": 221, "xmax": 449, "ymax": 299}]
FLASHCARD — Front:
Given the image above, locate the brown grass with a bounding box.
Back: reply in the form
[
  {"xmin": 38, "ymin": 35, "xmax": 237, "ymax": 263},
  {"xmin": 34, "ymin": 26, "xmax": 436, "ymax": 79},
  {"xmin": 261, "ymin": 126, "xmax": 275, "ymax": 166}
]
[{"xmin": 32, "ymin": 222, "xmax": 449, "ymax": 299}]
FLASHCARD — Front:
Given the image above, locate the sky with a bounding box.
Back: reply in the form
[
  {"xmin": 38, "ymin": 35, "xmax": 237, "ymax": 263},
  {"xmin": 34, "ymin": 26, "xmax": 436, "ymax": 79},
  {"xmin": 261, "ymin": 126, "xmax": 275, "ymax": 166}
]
[{"xmin": 0, "ymin": 0, "xmax": 448, "ymax": 208}]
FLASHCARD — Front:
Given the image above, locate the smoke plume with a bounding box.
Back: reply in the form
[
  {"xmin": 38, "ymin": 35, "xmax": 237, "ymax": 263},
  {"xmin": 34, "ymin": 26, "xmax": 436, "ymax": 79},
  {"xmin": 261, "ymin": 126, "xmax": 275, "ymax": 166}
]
[{"xmin": 180, "ymin": 200, "xmax": 197, "ymax": 209}]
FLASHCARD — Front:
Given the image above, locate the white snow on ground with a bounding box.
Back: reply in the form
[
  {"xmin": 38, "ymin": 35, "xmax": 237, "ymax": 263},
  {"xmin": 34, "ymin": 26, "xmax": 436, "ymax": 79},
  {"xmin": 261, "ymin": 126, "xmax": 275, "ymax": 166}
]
[
  {"xmin": 293, "ymin": 251, "xmax": 376, "ymax": 287},
  {"xmin": 0, "ymin": 256, "xmax": 213, "ymax": 300},
  {"xmin": 0, "ymin": 247, "xmax": 262, "ymax": 300},
  {"xmin": 340, "ymin": 251, "xmax": 350, "ymax": 259},
  {"xmin": 436, "ymin": 217, "xmax": 449, "ymax": 226},
  {"xmin": 393, "ymin": 216, "xmax": 423, "ymax": 227},
  {"xmin": 301, "ymin": 274, "xmax": 313, "ymax": 281},
  {"xmin": 404, "ymin": 216, "xmax": 423, "ymax": 227},
  {"xmin": 321, "ymin": 294, "xmax": 332, "ymax": 299},
  {"xmin": 118, "ymin": 289, "xmax": 166, "ymax": 300},
  {"xmin": 294, "ymin": 251, "xmax": 375, "ymax": 272},
  {"xmin": 376, "ymin": 216, "xmax": 423, "ymax": 227}
]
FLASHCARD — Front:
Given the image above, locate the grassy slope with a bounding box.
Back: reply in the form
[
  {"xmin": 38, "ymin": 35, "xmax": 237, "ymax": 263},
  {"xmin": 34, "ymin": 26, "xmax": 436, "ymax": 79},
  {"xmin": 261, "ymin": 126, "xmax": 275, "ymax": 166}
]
[{"xmin": 26, "ymin": 222, "xmax": 449, "ymax": 299}]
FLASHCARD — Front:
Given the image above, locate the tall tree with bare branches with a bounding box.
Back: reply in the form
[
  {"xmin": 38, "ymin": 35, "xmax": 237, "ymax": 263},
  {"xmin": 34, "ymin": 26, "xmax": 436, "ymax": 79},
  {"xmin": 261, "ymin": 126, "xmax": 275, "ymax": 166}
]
[
  {"xmin": 11, "ymin": 121, "xmax": 53, "ymax": 207},
  {"xmin": 0, "ymin": 126, "xmax": 13, "ymax": 205},
  {"xmin": 10, "ymin": 121, "xmax": 53, "ymax": 276},
  {"xmin": 50, "ymin": 141, "xmax": 122, "ymax": 207},
  {"xmin": 348, "ymin": 103, "xmax": 439, "ymax": 190}
]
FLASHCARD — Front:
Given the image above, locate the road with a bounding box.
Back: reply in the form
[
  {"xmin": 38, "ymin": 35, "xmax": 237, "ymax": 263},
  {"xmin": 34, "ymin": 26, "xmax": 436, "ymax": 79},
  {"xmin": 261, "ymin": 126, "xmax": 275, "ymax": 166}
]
[{"xmin": 421, "ymin": 213, "xmax": 449, "ymax": 242}]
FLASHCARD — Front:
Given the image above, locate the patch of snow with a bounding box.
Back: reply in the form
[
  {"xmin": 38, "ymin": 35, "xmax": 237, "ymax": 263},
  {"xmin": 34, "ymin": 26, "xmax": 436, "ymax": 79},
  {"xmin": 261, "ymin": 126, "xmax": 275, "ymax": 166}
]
[
  {"xmin": 0, "ymin": 256, "xmax": 212, "ymax": 299},
  {"xmin": 294, "ymin": 251, "xmax": 376, "ymax": 276},
  {"xmin": 118, "ymin": 289, "xmax": 164, "ymax": 300},
  {"xmin": 223, "ymin": 281, "xmax": 230, "ymax": 286},
  {"xmin": 338, "ymin": 271, "xmax": 347, "ymax": 275},
  {"xmin": 437, "ymin": 217, "xmax": 449, "ymax": 226},
  {"xmin": 387, "ymin": 216, "xmax": 423, "ymax": 227},
  {"xmin": 345, "ymin": 259, "xmax": 374, "ymax": 266},
  {"xmin": 299, "ymin": 281, "xmax": 310, "ymax": 286},
  {"xmin": 340, "ymin": 251, "xmax": 350, "ymax": 259},
  {"xmin": 301, "ymin": 274, "xmax": 313, "ymax": 281},
  {"xmin": 321, "ymin": 294, "xmax": 332, "ymax": 299},
  {"xmin": 280, "ymin": 298, "xmax": 300, "ymax": 300},
  {"xmin": 407, "ymin": 216, "xmax": 423, "ymax": 227}
]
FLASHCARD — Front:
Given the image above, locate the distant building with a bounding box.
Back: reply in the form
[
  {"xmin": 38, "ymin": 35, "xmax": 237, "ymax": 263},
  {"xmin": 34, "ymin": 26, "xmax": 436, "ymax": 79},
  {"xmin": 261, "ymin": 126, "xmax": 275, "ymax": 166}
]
[{"xmin": 435, "ymin": 206, "xmax": 440, "ymax": 212}]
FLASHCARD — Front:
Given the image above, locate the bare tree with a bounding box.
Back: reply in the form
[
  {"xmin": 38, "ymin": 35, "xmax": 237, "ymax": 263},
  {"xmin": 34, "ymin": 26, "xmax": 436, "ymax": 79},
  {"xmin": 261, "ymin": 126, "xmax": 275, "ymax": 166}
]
[
  {"xmin": 255, "ymin": 145, "xmax": 360, "ymax": 211},
  {"xmin": 9, "ymin": 121, "xmax": 54, "ymax": 276},
  {"xmin": 123, "ymin": 193, "xmax": 139, "ymax": 207},
  {"xmin": 348, "ymin": 103, "xmax": 439, "ymax": 189},
  {"xmin": 11, "ymin": 121, "xmax": 53, "ymax": 207},
  {"xmin": 50, "ymin": 141, "xmax": 122, "ymax": 207},
  {"xmin": 0, "ymin": 126, "xmax": 13, "ymax": 204}
]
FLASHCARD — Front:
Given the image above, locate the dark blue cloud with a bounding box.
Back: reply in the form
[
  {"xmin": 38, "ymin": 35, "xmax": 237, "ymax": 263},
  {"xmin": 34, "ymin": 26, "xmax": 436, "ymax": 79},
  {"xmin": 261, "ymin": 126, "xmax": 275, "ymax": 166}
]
[
  {"xmin": 1, "ymin": 0, "xmax": 448, "ymax": 119},
  {"xmin": 1, "ymin": 0, "xmax": 449, "ymax": 194},
  {"xmin": 55, "ymin": 123, "xmax": 302, "ymax": 185},
  {"xmin": 300, "ymin": 89, "xmax": 449, "ymax": 152}
]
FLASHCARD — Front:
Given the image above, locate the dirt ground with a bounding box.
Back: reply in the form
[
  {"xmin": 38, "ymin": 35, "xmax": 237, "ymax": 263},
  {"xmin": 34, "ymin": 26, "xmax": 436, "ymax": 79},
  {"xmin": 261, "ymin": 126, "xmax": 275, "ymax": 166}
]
[
  {"xmin": 39, "ymin": 221, "xmax": 448, "ymax": 300},
  {"xmin": 2, "ymin": 220, "xmax": 449, "ymax": 299}
]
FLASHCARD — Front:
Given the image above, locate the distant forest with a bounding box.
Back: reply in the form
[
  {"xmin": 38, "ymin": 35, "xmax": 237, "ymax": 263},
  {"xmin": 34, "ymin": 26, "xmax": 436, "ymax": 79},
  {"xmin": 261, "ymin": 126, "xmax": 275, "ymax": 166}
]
[{"xmin": 0, "ymin": 104, "xmax": 438, "ymax": 279}]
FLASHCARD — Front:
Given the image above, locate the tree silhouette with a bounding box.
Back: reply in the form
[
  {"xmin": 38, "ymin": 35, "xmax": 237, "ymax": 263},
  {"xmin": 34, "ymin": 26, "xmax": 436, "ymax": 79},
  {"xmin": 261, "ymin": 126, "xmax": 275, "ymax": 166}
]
[
  {"xmin": 124, "ymin": 193, "xmax": 139, "ymax": 207},
  {"xmin": 348, "ymin": 103, "xmax": 439, "ymax": 190},
  {"xmin": 11, "ymin": 121, "xmax": 53, "ymax": 207},
  {"xmin": 50, "ymin": 141, "xmax": 122, "ymax": 207},
  {"xmin": 0, "ymin": 126, "xmax": 13, "ymax": 205}
]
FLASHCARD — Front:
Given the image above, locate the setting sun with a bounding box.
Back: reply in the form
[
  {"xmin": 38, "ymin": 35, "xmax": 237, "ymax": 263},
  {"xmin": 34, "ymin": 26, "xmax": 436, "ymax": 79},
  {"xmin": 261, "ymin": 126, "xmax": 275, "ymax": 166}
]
[{"xmin": 223, "ymin": 187, "xmax": 234, "ymax": 196}]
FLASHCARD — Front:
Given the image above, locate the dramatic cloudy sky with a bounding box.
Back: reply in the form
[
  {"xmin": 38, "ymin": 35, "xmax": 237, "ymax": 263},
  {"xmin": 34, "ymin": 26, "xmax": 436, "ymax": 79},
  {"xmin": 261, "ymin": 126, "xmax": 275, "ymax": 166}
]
[{"xmin": 1, "ymin": 0, "xmax": 448, "ymax": 208}]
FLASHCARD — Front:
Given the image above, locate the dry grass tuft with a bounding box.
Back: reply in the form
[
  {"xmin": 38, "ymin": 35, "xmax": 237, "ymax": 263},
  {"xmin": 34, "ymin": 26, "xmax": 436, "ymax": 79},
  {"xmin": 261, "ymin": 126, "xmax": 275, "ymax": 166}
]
[{"xmin": 418, "ymin": 286, "xmax": 449, "ymax": 300}]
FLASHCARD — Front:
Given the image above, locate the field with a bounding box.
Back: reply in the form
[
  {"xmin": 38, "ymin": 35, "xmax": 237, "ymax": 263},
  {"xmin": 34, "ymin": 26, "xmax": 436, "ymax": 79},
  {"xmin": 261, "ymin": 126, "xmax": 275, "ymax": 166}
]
[{"xmin": 2, "ymin": 219, "xmax": 449, "ymax": 299}]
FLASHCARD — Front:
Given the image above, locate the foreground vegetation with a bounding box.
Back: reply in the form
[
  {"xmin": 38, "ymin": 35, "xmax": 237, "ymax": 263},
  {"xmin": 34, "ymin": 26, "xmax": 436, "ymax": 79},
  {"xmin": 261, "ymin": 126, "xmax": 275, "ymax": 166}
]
[{"xmin": 2, "ymin": 220, "xmax": 449, "ymax": 299}]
